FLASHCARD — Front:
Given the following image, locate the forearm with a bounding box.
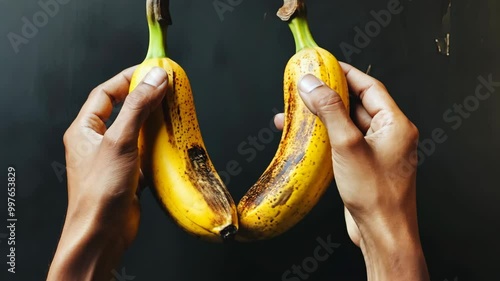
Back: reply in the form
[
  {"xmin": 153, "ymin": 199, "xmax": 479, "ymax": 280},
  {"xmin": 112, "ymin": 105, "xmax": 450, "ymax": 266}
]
[
  {"xmin": 47, "ymin": 212, "xmax": 126, "ymax": 281},
  {"xmin": 358, "ymin": 214, "xmax": 430, "ymax": 281}
]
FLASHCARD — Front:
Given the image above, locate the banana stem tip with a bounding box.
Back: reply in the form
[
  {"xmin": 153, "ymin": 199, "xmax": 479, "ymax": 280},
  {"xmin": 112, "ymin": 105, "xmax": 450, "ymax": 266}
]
[
  {"xmin": 220, "ymin": 225, "xmax": 238, "ymax": 242},
  {"xmin": 277, "ymin": 0, "xmax": 305, "ymax": 21},
  {"xmin": 147, "ymin": 0, "xmax": 172, "ymax": 25}
]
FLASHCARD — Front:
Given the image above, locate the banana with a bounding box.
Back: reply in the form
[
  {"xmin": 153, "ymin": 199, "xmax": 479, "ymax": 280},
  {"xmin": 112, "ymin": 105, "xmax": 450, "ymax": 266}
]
[
  {"xmin": 237, "ymin": 0, "xmax": 349, "ymax": 241},
  {"xmin": 131, "ymin": 0, "xmax": 238, "ymax": 242}
]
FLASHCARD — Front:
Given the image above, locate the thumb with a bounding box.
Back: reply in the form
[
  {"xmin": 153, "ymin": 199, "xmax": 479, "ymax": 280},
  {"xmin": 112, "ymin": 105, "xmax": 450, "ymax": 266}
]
[
  {"xmin": 298, "ymin": 74, "xmax": 366, "ymax": 152},
  {"xmin": 104, "ymin": 67, "xmax": 168, "ymax": 151}
]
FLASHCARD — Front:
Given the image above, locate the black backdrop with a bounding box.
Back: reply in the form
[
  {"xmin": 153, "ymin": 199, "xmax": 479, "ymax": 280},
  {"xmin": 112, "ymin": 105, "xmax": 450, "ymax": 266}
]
[{"xmin": 1, "ymin": 0, "xmax": 499, "ymax": 280}]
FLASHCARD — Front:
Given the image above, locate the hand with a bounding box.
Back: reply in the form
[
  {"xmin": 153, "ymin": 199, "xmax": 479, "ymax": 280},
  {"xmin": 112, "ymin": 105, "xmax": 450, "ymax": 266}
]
[
  {"xmin": 274, "ymin": 62, "xmax": 429, "ymax": 281},
  {"xmin": 47, "ymin": 66, "xmax": 168, "ymax": 281}
]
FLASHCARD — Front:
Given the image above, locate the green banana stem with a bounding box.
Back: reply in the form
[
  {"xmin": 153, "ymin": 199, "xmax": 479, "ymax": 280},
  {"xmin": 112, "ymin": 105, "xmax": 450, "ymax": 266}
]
[
  {"xmin": 288, "ymin": 14, "xmax": 318, "ymax": 52},
  {"xmin": 278, "ymin": 0, "xmax": 318, "ymax": 52},
  {"xmin": 146, "ymin": 0, "xmax": 172, "ymax": 59}
]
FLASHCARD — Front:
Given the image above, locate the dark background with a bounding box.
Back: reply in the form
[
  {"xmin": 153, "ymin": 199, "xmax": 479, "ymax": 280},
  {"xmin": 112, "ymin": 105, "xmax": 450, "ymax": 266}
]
[{"xmin": 0, "ymin": 0, "xmax": 499, "ymax": 280}]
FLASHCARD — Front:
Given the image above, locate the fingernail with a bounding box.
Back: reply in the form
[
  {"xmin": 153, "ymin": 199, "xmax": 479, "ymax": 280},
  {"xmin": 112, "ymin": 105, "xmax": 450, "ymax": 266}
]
[
  {"xmin": 298, "ymin": 74, "xmax": 325, "ymax": 95},
  {"xmin": 143, "ymin": 67, "xmax": 167, "ymax": 87}
]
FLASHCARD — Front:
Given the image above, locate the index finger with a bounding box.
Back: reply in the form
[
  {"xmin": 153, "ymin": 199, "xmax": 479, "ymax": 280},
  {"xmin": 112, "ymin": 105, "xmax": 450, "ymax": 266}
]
[
  {"xmin": 77, "ymin": 66, "xmax": 137, "ymax": 123},
  {"xmin": 339, "ymin": 62, "xmax": 401, "ymax": 117}
]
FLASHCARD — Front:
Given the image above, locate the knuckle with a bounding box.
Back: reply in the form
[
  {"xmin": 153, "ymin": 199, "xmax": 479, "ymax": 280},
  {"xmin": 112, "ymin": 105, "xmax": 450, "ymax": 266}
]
[
  {"xmin": 102, "ymin": 132, "xmax": 134, "ymax": 154},
  {"xmin": 373, "ymin": 80, "xmax": 387, "ymax": 92},
  {"xmin": 63, "ymin": 129, "xmax": 72, "ymax": 147},
  {"xmin": 125, "ymin": 87, "xmax": 152, "ymax": 112},
  {"xmin": 88, "ymin": 86, "xmax": 102, "ymax": 100},
  {"xmin": 377, "ymin": 110, "xmax": 396, "ymax": 124},
  {"xmin": 335, "ymin": 131, "xmax": 364, "ymax": 149},
  {"xmin": 102, "ymin": 133, "xmax": 120, "ymax": 149},
  {"xmin": 407, "ymin": 122, "xmax": 420, "ymax": 141},
  {"xmin": 314, "ymin": 89, "xmax": 344, "ymax": 114},
  {"xmin": 84, "ymin": 113, "xmax": 107, "ymax": 134}
]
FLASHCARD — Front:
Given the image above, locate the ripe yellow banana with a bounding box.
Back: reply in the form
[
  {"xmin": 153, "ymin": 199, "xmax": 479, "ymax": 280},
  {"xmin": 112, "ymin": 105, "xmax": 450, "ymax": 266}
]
[
  {"xmin": 131, "ymin": 0, "xmax": 238, "ymax": 242},
  {"xmin": 237, "ymin": 1, "xmax": 349, "ymax": 241}
]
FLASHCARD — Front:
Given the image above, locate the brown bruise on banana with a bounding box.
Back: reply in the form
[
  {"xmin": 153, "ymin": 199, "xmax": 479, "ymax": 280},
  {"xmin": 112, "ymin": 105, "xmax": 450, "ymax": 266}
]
[{"xmin": 185, "ymin": 145, "xmax": 233, "ymax": 226}]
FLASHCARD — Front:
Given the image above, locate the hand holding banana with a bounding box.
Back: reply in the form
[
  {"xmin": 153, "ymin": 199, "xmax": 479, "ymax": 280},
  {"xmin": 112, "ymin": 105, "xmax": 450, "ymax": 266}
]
[
  {"xmin": 273, "ymin": 65, "xmax": 429, "ymax": 281},
  {"xmin": 48, "ymin": 66, "xmax": 169, "ymax": 281},
  {"xmin": 237, "ymin": 0, "xmax": 349, "ymax": 241}
]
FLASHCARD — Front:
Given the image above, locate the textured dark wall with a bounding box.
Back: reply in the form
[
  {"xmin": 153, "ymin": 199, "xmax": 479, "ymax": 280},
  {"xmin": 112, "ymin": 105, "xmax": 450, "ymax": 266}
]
[{"xmin": 0, "ymin": 0, "xmax": 499, "ymax": 280}]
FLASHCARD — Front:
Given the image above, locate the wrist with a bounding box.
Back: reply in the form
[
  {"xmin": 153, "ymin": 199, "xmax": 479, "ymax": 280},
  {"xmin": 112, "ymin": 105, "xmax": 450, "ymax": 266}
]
[
  {"xmin": 357, "ymin": 214, "xmax": 429, "ymax": 281},
  {"xmin": 65, "ymin": 194, "xmax": 138, "ymax": 247},
  {"xmin": 47, "ymin": 208, "xmax": 127, "ymax": 281}
]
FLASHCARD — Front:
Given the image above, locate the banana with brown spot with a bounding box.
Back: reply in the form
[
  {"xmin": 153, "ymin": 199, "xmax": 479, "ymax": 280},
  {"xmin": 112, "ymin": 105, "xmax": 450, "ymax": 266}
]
[
  {"xmin": 132, "ymin": 0, "xmax": 238, "ymax": 242},
  {"xmin": 237, "ymin": 1, "xmax": 349, "ymax": 241}
]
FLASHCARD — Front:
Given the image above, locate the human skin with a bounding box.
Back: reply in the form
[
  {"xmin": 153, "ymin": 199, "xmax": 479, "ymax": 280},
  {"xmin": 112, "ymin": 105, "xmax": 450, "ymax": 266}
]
[
  {"xmin": 47, "ymin": 63, "xmax": 429, "ymax": 281},
  {"xmin": 275, "ymin": 62, "xmax": 429, "ymax": 281},
  {"xmin": 47, "ymin": 66, "xmax": 168, "ymax": 281}
]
